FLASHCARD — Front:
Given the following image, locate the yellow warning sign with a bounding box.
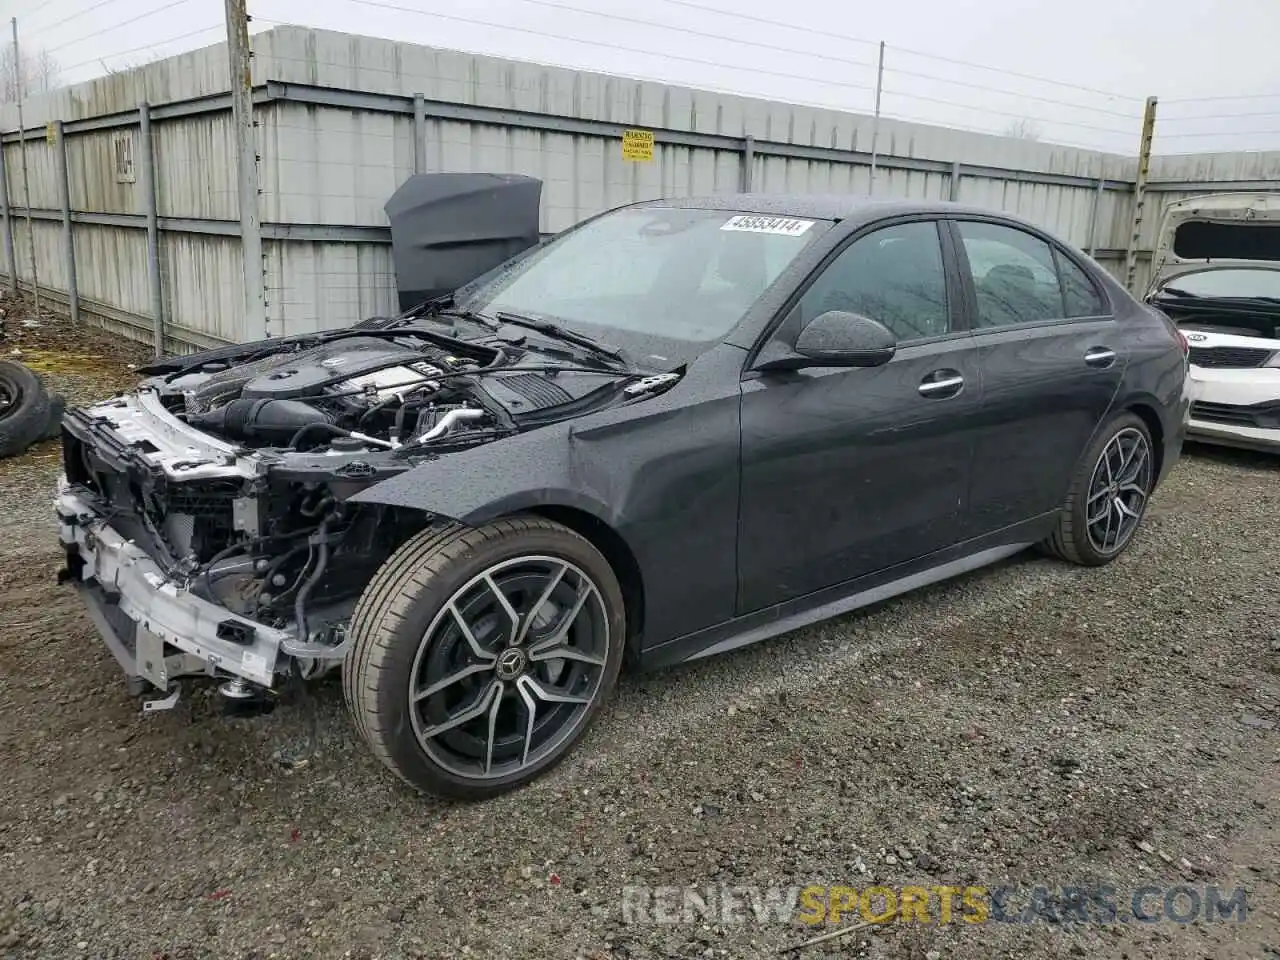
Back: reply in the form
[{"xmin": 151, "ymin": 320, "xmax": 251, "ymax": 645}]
[{"xmin": 621, "ymin": 128, "xmax": 655, "ymax": 162}]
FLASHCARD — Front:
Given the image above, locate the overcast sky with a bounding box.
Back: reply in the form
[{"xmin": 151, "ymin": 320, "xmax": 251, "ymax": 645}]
[{"xmin": 7, "ymin": 0, "xmax": 1280, "ymax": 155}]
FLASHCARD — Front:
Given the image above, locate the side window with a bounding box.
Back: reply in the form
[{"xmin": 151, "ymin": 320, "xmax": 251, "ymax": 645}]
[
  {"xmin": 1056, "ymin": 251, "xmax": 1107, "ymax": 317},
  {"xmin": 957, "ymin": 221, "xmax": 1064, "ymax": 328},
  {"xmin": 795, "ymin": 221, "xmax": 949, "ymax": 342}
]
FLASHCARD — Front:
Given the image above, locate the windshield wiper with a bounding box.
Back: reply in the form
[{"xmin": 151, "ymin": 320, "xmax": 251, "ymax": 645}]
[
  {"xmin": 1156, "ymin": 286, "xmax": 1200, "ymax": 298},
  {"xmin": 494, "ymin": 311, "xmax": 628, "ymax": 366}
]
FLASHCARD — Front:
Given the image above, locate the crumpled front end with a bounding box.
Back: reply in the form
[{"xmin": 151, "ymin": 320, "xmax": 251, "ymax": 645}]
[
  {"xmin": 53, "ymin": 388, "xmax": 420, "ymax": 705},
  {"xmin": 57, "ymin": 482, "xmax": 289, "ymax": 695}
]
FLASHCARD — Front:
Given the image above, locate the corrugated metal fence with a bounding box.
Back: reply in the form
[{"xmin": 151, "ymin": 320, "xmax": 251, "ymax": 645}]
[{"xmin": 1, "ymin": 25, "xmax": 1277, "ymax": 352}]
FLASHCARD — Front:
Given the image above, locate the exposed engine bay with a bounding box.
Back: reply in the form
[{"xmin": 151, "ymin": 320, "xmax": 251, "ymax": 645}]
[{"xmin": 56, "ymin": 324, "xmax": 677, "ymax": 697}]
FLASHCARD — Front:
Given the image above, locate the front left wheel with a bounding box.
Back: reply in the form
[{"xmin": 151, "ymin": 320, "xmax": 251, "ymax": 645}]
[{"xmin": 344, "ymin": 517, "xmax": 626, "ymax": 800}]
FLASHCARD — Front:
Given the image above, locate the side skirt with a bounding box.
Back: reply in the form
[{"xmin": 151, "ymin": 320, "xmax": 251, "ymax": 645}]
[{"xmin": 640, "ymin": 515, "xmax": 1054, "ymax": 670}]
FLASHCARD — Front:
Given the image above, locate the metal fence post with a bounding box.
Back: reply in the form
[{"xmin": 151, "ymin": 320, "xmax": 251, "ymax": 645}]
[
  {"xmin": 413, "ymin": 92, "xmax": 426, "ymax": 174},
  {"xmin": 1087, "ymin": 175, "xmax": 1106, "ymax": 258},
  {"xmin": 138, "ymin": 102, "xmax": 165, "ymax": 357},
  {"xmin": 12, "ymin": 18, "xmax": 39, "ymax": 318},
  {"xmin": 741, "ymin": 134, "xmax": 754, "ymax": 192},
  {"xmin": 54, "ymin": 120, "xmax": 80, "ymax": 325},
  {"xmin": 949, "ymin": 160, "xmax": 961, "ymax": 201},
  {"xmin": 1123, "ymin": 96, "xmax": 1159, "ymax": 294},
  {"xmin": 868, "ymin": 41, "xmax": 885, "ymax": 195},
  {"xmin": 226, "ymin": 0, "xmax": 266, "ymax": 341},
  {"xmin": 0, "ymin": 142, "xmax": 15, "ymax": 295}
]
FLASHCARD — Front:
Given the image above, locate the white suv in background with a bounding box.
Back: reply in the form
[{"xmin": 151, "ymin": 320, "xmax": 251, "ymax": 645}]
[{"xmin": 1147, "ymin": 193, "xmax": 1280, "ymax": 453}]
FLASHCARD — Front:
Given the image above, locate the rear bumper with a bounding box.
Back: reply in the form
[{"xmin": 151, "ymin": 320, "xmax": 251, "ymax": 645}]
[{"xmin": 57, "ymin": 485, "xmax": 289, "ymax": 691}]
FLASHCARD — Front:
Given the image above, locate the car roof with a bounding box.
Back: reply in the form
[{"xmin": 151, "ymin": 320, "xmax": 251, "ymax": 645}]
[{"xmin": 632, "ymin": 193, "xmax": 1023, "ymax": 226}]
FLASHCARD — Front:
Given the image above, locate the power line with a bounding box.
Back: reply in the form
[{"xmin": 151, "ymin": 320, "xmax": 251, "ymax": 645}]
[
  {"xmin": 59, "ymin": 23, "xmax": 223, "ymax": 74},
  {"xmin": 1154, "ymin": 128, "xmax": 1280, "ymax": 140},
  {"xmin": 44, "ymin": 0, "xmax": 199, "ymax": 54},
  {"xmin": 883, "ymin": 66, "xmax": 1142, "ymax": 119},
  {"xmin": 881, "ymin": 88, "xmax": 1133, "ymax": 135},
  {"xmin": 878, "ymin": 111, "xmax": 1115, "ymax": 152},
  {"xmin": 5, "ymin": 0, "xmax": 52, "ymax": 22},
  {"xmin": 509, "ymin": 0, "xmax": 876, "ymax": 73},
  {"xmin": 1162, "ymin": 92, "xmax": 1280, "ymax": 105},
  {"xmin": 20, "ymin": 0, "xmax": 127, "ymax": 40},
  {"xmin": 654, "ymin": 0, "xmax": 874, "ymax": 49},
  {"xmin": 493, "ymin": 0, "xmax": 1138, "ymax": 119},
  {"xmin": 651, "ymin": 0, "xmax": 1140, "ymax": 102},
  {"xmin": 1159, "ymin": 109, "xmax": 1280, "ymax": 123},
  {"xmin": 888, "ymin": 43, "xmax": 1140, "ymax": 103},
  {"xmin": 306, "ymin": 0, "xmax": 876, "ymax": 96}
]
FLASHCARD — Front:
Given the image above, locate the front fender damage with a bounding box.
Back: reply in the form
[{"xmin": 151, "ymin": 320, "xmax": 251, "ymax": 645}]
[{"xmin": 348, "ymin": 419, "xmax": 623, "ymax": 528}]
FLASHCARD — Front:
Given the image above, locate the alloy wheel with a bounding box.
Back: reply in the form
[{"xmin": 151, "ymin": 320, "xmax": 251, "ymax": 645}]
[
  {"xmin": 407, "ymin": 555, "xmax": 611, "ymax": 781},
  {"xmin": 1085, "ymin": 427, "xmax": 1152, "ymax": 555}
]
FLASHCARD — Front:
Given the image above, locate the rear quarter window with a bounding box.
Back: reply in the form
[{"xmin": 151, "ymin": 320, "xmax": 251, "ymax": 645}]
[{"xmin": 1057, "ymin": 253, "xmax": 1107, "ymax": 318}]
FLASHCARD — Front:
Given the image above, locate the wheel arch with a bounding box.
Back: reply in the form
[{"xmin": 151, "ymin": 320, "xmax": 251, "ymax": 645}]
[
  {"xmin": 520, "ymin": 504, "xmax": 646, "ymax": 664},
  {"xmin": 1122, "ymin": 400, "xmax": 1166, "ymax": 483}
]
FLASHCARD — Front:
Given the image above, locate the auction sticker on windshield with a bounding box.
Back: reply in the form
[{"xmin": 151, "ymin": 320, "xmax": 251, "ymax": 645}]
[{"xmin": 721, "ymin": 215, "xmax": 815, "ymax": 236}]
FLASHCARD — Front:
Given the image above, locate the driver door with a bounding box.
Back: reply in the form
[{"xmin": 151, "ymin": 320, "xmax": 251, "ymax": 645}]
[{"xmin": 736, "ymin": 218, "xmax": 983, "ymax": 613}]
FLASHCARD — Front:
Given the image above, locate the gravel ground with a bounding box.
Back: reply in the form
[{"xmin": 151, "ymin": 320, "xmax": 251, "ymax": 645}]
[{"xmin": 0, "ymin": 299, "xmax": 1277, "ymax": 960}]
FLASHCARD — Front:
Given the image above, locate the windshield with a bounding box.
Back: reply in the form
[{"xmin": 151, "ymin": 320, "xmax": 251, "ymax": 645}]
[
  {"xmin": 1157, "ymin": 269, "xmax": 1280, "ymax": 299},
  {"xmin": 455, "ymin": 206, "xmax": 828, "ymax": 364}
]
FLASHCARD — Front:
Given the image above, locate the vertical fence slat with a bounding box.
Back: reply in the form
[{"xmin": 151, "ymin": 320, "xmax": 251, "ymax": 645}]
[
  {"xmin": 949, "ymin": 160, "xmax": 961, "ymax": 201},
  {"xmin": 0, "ymin": 142, "xmax": 14, "ymax": 295},
  {"xmin": 1087, "ymin": 175, "xmax": 1106, "ymax": 258},
  {"xmin": 54, "ymin": 120, "xmax": 80, "ymax": 325},
  {"xmin": 413, "ymin": 92, "xmax": 426, "ymax": 175},
  {"xmin": 741, "ymin": 135, "xmax": 754, "ymax": 192},
  {"xmin": 138, "ymin": 102, "xmax": 165, "ymax": 358}
]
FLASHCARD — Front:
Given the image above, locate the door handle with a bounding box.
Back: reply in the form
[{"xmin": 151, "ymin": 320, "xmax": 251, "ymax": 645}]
[
  {"xmin": 918, "ymin": 370, "xmax": 965, "ymax": 399},
  {"xmin": 1084, "ymin": 346, "xmax": 1117, "ymax": 368}
]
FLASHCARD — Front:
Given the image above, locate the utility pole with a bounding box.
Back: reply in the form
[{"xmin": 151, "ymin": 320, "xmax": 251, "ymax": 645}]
[
  {"xmin": 11, "ymin": 17, "xmax": 39, "ymax": 319},
  {"xmin": 225, "ymin": 0, "xmax": 266, "ymax": 340},
  {"xmin": 1123, "ymin": 96, "xmax": 1158, "ymax": 294},
  {"xmin": 867, "ymin": 41, "xmax": 885, "ymax": 196}
]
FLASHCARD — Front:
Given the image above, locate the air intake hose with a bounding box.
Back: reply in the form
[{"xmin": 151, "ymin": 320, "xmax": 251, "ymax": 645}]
[{"xmin": 188, "ymin": 398, "xmax": 331, "ymax": 442}]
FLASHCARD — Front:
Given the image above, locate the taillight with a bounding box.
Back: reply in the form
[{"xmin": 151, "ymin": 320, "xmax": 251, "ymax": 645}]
[{"xmin": 1150, "ymin": 304, "xmax": 1189, "ymax": 357}]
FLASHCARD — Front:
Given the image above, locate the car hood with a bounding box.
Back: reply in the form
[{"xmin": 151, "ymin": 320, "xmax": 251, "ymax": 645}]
[{"xmin": 1146, "ymin": 192, "xmax": 1280, "ymax": 297}]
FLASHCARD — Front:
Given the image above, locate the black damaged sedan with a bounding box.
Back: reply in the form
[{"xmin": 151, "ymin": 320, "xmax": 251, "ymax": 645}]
[{"xmin": 56, "ymin": 195, "xmax": 1191, "ymax": 799}]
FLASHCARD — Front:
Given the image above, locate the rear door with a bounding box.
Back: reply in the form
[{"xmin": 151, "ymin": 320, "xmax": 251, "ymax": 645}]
[{"xmin": 948, "ymin": 218, "xmax": 1126, "ymax": 535}]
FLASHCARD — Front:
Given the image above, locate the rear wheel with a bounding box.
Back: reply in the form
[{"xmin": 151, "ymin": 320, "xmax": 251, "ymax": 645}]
[
  {"xmin": 344, "ymin": 517, "xmax": 625, "ymax": 800},
  {"xmin": 1041, "ymin": 412, "xmax": 1155, "ymax": 566}
]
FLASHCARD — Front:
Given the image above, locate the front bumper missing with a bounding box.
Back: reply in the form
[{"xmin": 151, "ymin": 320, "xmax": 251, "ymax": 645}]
[{"xmin": 58, "ymin": 487, "xmax": 290, "ymax": 693}]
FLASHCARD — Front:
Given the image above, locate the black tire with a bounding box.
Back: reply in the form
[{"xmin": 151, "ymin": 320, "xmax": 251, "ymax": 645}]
[
  {"xmin": 39, "ymin": 394, "xmax": 67, "ymax": 442},
  {"xmin": 1041, "ymin": 411, "xmax": 1155, "ymax": 566},
  {"xmin": 0, "ymin": 360, "xmax": 52, "ymax": 459},
  {"xmin": 343, "ymin": 517, "xmax": 626, "ymax": 800}
]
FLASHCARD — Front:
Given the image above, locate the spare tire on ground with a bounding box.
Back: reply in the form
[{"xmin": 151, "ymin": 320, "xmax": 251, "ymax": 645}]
[
  {"xmin": 0, "ymin": 360, "xmax": 54, "ymax": 459},
  {"xmin": 39, "ymin": 393, "xmax": 66, "ymax": 441}
]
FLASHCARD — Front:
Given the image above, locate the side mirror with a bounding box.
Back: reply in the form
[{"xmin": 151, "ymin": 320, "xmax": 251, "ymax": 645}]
[{"xmin": 756, "ymin": 310, "xmax": 897, "ymax": 371}]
